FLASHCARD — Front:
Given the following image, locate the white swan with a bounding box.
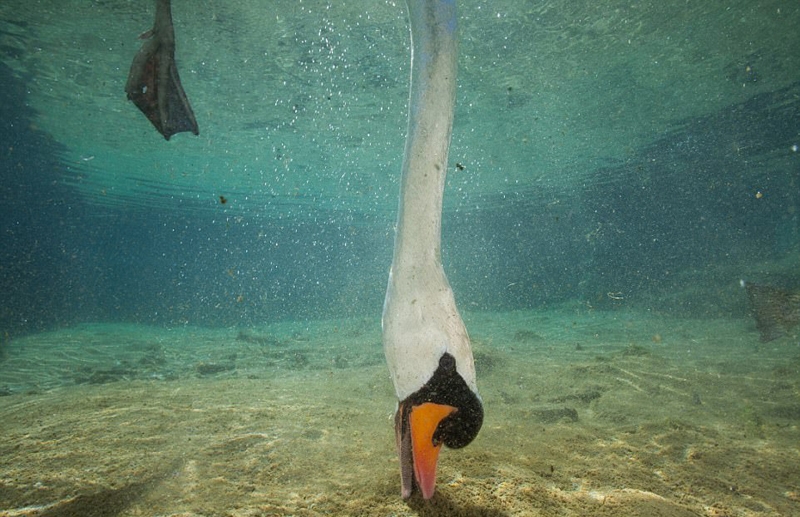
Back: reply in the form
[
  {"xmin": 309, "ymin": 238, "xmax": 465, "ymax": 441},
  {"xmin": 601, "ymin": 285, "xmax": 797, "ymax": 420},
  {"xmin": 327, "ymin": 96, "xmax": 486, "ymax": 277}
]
[{"xmin": 382, "ymin": 0, "xmax": 483, "ymax": 500}]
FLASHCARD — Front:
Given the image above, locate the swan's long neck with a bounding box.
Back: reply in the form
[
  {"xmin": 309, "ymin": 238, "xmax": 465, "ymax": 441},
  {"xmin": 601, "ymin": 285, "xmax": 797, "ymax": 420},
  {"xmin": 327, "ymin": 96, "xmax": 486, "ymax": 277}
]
[
  {"xmin": 383, "ymin": 0, "xmax": 475, "ymax": 402},
  {"xmin": 393, "ymin": 0, "xmax": 457, "ymax": 269}
]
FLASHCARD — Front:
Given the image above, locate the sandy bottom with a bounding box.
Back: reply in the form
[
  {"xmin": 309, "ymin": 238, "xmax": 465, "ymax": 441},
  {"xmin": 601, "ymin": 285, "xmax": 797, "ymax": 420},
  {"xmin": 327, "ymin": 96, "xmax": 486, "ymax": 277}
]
[{"xmin": 1, "ymin": 307, "xmax": 799, "ymax": 516}]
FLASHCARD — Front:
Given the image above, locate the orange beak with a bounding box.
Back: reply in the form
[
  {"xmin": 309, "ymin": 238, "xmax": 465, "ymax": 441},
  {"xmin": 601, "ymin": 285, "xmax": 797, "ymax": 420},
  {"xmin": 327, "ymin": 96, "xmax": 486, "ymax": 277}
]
[{"xmin": 410, "ymin": 402, "xmax": 457, "ymax": 499}]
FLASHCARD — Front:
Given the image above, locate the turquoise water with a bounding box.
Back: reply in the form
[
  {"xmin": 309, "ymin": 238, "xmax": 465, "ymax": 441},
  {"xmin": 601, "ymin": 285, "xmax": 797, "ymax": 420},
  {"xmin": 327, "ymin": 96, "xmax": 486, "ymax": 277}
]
[
  {"xmin": 1, "ymin": 0, "xmax": 799, "ymax": 515},
  {"xmin": 0, "ymin": 2, "xmax": 800, "ymax": 333},
  {"xmin": 1, "ymin": 0, "xmax": 797, "ymax": 329}
]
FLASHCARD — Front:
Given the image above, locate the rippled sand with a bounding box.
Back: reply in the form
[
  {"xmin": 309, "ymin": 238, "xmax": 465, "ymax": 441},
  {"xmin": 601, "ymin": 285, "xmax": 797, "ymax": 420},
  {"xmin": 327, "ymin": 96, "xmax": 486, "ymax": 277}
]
[{"xmin": 1, "ymin": 308, "xmax": 798, "ymax": 516}]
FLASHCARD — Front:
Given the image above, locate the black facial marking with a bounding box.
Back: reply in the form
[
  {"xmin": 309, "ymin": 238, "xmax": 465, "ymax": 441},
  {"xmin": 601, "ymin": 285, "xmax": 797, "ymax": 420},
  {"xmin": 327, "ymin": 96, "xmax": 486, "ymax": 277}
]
[{"xmin": 404, "ymin": 352, "xmax": 483, "ymax": 449}]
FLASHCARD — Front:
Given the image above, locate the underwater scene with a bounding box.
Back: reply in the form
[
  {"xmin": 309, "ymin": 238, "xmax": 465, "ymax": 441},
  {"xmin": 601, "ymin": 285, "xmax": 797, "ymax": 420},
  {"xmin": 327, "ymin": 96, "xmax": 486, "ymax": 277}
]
[{"xmin": 1, "ymin": 0, "xmax": 799, "ymax": 515}]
